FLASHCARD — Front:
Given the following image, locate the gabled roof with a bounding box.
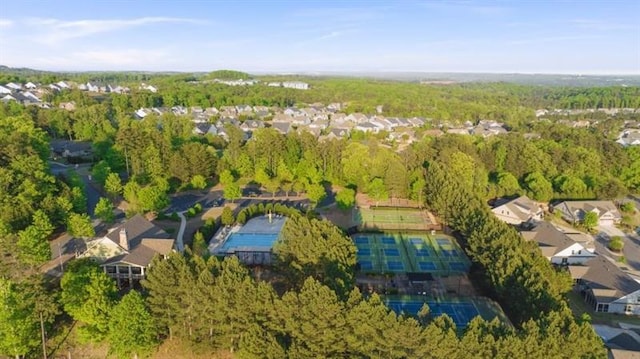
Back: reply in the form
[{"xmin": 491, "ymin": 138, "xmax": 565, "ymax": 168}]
[
  {"xmin": 271, "ymin": 121, "xmax": 291, "ymax": 134},
  {"xmin": 104, "ymin": 214, "xmax": 170, "ymax": 249},
  {"xmin": 521, "ymin": 221, "xmax": 576, "ymax": 256},
  {"xmin": 572, "ymin": 256, "xmax": 640, "ymax": 302},
  {"xmin": 554, "ymin": 201, "xmax": 622, "ymax": 221},
  {"xmin": 85, "ymin": 215, "xmax": 174, "ymax": 268},
  {"xmin": 492, "ymin": 195, "xmax": 541, "ymax": 222}
]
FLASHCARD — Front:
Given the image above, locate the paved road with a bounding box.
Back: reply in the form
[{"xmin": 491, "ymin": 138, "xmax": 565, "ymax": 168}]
[
  {"xmin": 597, "ymin": 225, "xmax": 640, "ymax": 271},
  {"xmin": 176, "ymin": 212, "xmax": 186, "ymax": 252},
  {"xmin": 49, "ymin": 161, "xmax": 102, "ymax": 217}
]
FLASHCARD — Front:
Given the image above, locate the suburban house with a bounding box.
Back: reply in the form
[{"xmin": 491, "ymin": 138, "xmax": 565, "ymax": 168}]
[
  {"xmin": 79, "ymin": 215, "xmax": 175, "ymax": 287},
  {"xmin": 282, "ymin": 81, "xmax": 309, "ymax": 90},
  {"xmin": 570, "ymin": 256, "xmax": 640, "ymax": 314},
  {"xmin": 521, "ymin": 221, "xmax": 596, "ymax": 265},
  {"xmin": 552, "ymin": 201, "xmax": 622, "ymax": 226},
  {"xmin": 617, "ymin": 129, "xmax": 640, "ymax": 147},
  {"xmin": 50, "ymin": 140, "xmax": 93, "ymax": 159},
  {"xmin": 491, "ymin": 195, "xmax": 544, "ymax": 225}
]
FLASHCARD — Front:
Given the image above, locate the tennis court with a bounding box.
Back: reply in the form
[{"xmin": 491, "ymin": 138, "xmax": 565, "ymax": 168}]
[
  {"xmin": 354, "ymin": 233, "xmax": 470, "ymax": 274},
  {"xmin": 383, "ymin": 295, "xmax": 481, "ymax": 328},
  {"xmin": 354, "ymin": 207, "xmax": 434, "ymax": 231},
  {"xmin": 353, "ymin": 233, "xmax": 412, "ymax": 273}
]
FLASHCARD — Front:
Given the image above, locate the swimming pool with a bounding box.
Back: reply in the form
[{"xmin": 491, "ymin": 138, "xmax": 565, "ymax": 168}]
[{"xmin": 218, "ymin": 232, "xmax": 279, "ymax": 252}]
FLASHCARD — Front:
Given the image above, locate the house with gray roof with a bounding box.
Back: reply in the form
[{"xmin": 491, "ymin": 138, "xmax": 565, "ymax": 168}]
[
  {"xmin": 79, "ymin": 214, "xmax": 175, "ymax": 287},
  {"xmin": 553, "ymin": 201, "xmax": 622, "ymax": 226},
  {"xmin": 240, "ymin": 120, "xmax": 265, "ymax": 132},
  {"xmin": 570, "ymin": 256, "xmax": 640, "ymax": 314},
  {"xmin": 521, "ymin": 221, "xmax": 596, "ymax": 265},
  {"xmin": 617, "ymin": 129, "xmax": 640, "ymax": 147},
  {"xmin": 491, "ymin": 195, "xmax": 543, "ymax": 225},
  {"xmin": 271, "ymin": 121, "xmax": 292, "ymax": 135}
]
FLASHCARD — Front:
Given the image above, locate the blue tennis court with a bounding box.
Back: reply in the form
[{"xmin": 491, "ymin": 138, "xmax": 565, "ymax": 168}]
[
  {"xmin": 384, "ymin": 248, "xmax": 400, "ymax": 256},
  {"xmin": 418, "ymin": 262, "xmax": 437, "ymax": 270},
  {"xmin": 415, "ymin": 249, "xmax": 430, "ymax": 256},
  {"xmin": 384, "ymin": 296, "xmax": 480, "ymax": 328},
  {"xmin": 359, "ymin": 261, "xmax": 373, "ymax": 270},
  {"xmin": 355, "ymin": 237, "xmax": 369, "ymax": 245},
  {"xmin": 386, "ymin": 261, "xmax": 404, "ymax": 271},
  {"xmin": 436, "ymin": 238, "xmax": 451, "ymax": 245},
  {"xmin": 410, "ymin": 238, "xmax": 423, "ymax": 245},
  {"xmin": 449, "ymin": 262, "xmax": 467, "ymax": 271},
  {"xmin": 358, "ymin": 248, "xmax": 371, "ymax": 256},
  {"xmin": 381, "ymin": 236, "xmax": 396, "ymax": 244},
  {"xmin": 442, "ymin": 249, "xmax": 459, "ymax": 257},
  {"xmin": 219, "ymin": 232, "xmax": 279, "ymax": 252}
]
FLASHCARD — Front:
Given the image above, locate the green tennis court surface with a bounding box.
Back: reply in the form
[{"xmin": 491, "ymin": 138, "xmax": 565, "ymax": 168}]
[
  {"xmin": 354, "ymin": 207, "xmax": 433, "ymax": 231},
  {"xmin": 353, "ymin": 233, "xmax": 470, "ymax": 274}
]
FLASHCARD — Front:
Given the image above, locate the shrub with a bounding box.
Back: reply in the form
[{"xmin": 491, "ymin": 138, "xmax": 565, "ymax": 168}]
[
  {"xmin": 193, "ymin": 203, "xmax": 203, "ymax": 213},
  {"xmin": 621, "ymin": 202, "xmax": 636, "ymax": 213},
  {"xmin": 609, "ymin": 236, "xmax": 624, "ymax": 252}
]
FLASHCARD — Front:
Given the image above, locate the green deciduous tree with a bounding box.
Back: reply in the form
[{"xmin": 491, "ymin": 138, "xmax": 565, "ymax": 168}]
[
  {"xmin": 582, "ymin": 211, "xmax": 599, "ymax": 231},
  {"xmin": 17, "ymin": 225, "xmax": 51, "ymax": 266},
  {"xmin": 367, "ymin": 178, "xmax": 388, "ymax": 206},
  {"xmin": 67, "ymin": 213, "xmax": 95, "ymax": 238},
  {"xmin": 336, "ymin": 188, "xmax": 356, "ymax": 210},
  {"xmin": 95, "ymin": 197, "xmax": 115, "ymax": 224},
  {"xmin": 61, "ymin": 260, "xmax": 117, "ymax": 341},
  {"xmin": 104, "ymin": 173, "xmax": 123, "ymax": 199},
  {"xmin": 524, "ymin": 172, "xmax": 554, "ymax": 202},
  {"xmin": 221, "ymin": 206, "xmax": 235, "ymax": 226},
  {"xmin": 306, "ymin": 182, "xmax": 326, "ymax": 207},
  {"xmin": 108, "ymin": 291, "xmax": 158, "ymax": 359}
]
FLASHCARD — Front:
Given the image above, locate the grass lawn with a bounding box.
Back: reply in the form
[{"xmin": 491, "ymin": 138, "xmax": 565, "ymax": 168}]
[{"xmin": 566, "ymin": 291, "xmax": 640, "ymax": 327}]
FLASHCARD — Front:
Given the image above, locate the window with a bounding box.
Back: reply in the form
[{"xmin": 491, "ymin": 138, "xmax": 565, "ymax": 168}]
[
  {"xmin": 105, "ymin": 266, "xmax": 116, "ymax": 274},
  {"xmin": 578, "ymin": 250, "xmax": 582, "ymax": 255},
  {"xmin": 131, "ymin": 267, "xmax": 142, "ymax": 275},
  {"xmin": 571, "ymin": 250, "xmax": 575, "ymax": 255},
  {"xmin": 625, "ymin": 305, "xmax": 632, "ymax": 312},
  {"xmin": 118, "ymin": 266, "xmax": 130, "ymax": 275}
]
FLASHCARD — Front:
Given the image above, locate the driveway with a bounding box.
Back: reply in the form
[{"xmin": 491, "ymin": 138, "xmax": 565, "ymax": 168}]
[{"xmin": 598, "ymin": 225, "xmax": 640, "ymax": 271}]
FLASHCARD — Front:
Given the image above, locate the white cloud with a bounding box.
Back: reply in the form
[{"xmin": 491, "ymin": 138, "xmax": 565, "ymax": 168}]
[
  {"xmin": 25, "ymin": 17, "xmax": 205, "ymax": 44},
  {"xmin": 0, "ymin": 19, "xmax": 13, "ymax": 27}
]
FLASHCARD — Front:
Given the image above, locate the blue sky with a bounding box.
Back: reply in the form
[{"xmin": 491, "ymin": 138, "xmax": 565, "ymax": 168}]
[{"xmin": 0, "ymin": 1, "xmax": 638, "ymax": 74}]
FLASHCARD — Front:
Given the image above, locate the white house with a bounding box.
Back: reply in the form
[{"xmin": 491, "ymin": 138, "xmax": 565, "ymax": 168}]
[
  {"xmin": 282, "ymin": 81, "xmax": 309, "ymax": 90},
  {"xmin": 6, "ymin": 82, "xmax": 22, "ymax": 90},
  {"xmin": 0, "ymin": 85, "xmax": 11, "ymax": 94},
  {"xmin": 570, "ymin": 256, "xmax": 640, "ymax": 314},
  {"xmin": 553, "ymin": 201, "xmax": 622, "ymax": 226},
  {"xmin": 521, "ymin": 221, "xmax": 596, "ymax": 265},
  {"xmin": 491, "ymin": 195, "xmax": 544, "ymax": 225},
  {"xmin": 617, "ymin": 129, "xmax": 640, "ymax": 147},
  {"xmin": 79, "ymin": 215, "xmax": 175, "ymax": 288}
]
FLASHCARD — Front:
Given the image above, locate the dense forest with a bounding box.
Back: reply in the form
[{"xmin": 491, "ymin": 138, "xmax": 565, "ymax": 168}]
[{"xmin": 1, "ymin": 71, "xmax": 638, "ymax": 357}]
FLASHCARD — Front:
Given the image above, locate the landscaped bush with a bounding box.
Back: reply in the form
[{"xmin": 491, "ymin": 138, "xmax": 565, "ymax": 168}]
[
  {"xmin": 621, "ymin": 202, "xmax": 636, "ymax": 213},
  {"xmin": 609, "ymin": 236, "xmax": 624, "ymax": 252}
]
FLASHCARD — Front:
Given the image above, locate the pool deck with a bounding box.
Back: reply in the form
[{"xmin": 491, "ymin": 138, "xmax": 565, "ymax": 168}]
[{"xmin": 208, "ymin": 215, "xmax": 287, "ymax": 255}]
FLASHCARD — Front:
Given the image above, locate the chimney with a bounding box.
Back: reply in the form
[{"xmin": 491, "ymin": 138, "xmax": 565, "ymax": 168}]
[{"xmin": 119, "ymin": 229, "xmax": 129, "ymax": 250}]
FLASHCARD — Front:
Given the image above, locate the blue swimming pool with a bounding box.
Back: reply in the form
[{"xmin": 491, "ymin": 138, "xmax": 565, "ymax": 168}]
[{"xmin": 219, "ymin": 232, "xmax": 279, "ymax": 252}]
